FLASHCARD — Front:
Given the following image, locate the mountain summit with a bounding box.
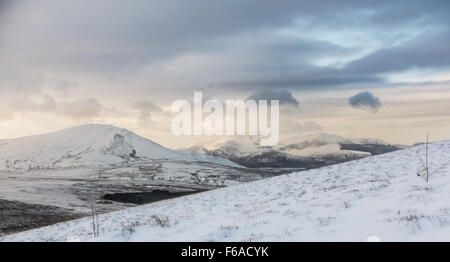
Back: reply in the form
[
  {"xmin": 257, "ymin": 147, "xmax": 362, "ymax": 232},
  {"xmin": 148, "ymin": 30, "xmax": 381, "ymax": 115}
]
[{"xmin": 0, "ymin": 124, "xmax": 237, "ymax": 170}]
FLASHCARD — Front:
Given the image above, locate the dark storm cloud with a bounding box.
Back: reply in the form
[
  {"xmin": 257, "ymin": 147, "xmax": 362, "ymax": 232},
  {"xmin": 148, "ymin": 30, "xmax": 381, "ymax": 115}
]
[
  {"xmin": 349, "ymin": 91, "xmax": 381, "ymax": 112},
  {"xmin": 247, "ymin": 90, "xmax": 299, "ymax": 107}
]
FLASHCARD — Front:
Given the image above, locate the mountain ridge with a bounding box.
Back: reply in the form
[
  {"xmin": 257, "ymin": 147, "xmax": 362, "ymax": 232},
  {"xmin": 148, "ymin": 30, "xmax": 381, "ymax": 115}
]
[
  {"xmin": 183, "ymin": 133, "xmax": 401, "ymax": 168},
  {"xmin": 0, "ymin": 124, "xmax": 239, "ymax": 170}
]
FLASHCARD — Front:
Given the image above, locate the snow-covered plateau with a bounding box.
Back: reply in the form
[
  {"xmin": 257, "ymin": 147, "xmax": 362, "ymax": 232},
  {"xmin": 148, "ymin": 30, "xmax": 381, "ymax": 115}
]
[{"xmin": 2, "ymin": 139, "xmax": 448, "ymax": 241}]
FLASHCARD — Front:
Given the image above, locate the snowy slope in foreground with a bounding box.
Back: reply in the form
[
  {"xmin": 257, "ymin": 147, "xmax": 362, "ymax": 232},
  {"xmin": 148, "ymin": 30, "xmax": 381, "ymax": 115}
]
[
  {"xmin": 0, "ymin": 124, "xmax": 239, "ymax": 169},
  {"xmin": 3, "ymin": 140, "xmax": 450, "ymax": 242}
]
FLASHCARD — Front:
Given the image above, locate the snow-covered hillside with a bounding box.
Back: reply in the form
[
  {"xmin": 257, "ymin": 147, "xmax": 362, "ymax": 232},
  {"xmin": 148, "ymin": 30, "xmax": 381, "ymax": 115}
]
[
  {"xmin": 0, "ymin": 124, "xmax": 239, "ymax": 170},
  {"xmin": 3, "ymin": 139, "xmax": 449, "ymax": 242},
  {"xmin": 0, "ymin": 124, "xmax": 262, "ymax": 225}
]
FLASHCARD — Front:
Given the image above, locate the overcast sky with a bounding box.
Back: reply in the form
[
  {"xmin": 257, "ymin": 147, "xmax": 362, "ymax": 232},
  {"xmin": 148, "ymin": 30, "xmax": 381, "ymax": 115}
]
[{"xmin": 1, "ymin": 0, "xmax": 449, "ymax": 147}]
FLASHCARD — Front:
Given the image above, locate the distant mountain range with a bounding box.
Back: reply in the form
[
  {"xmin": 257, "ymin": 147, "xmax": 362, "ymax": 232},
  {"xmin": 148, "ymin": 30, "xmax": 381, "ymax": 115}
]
[
  {"xmin": 183, "ymin": 133, "xmax": 402, "ymax": 169},
  {"xmin": 0, "ymin": 124, "xmax": 402, "ymax": 172}
]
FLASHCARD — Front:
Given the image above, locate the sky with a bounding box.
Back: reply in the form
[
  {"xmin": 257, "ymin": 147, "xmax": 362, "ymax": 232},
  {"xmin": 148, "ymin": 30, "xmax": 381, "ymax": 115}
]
[{"xmin": 0, "ymin": 0, "xmax": 449, "ymax": 148}]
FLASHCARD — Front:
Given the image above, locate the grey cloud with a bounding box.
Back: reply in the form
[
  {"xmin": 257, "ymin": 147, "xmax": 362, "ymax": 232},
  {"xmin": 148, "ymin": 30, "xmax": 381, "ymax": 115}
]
[
  {"xmin": 300, "ymin": 121, "xmax": 323, "ymax": 132},
  {"xmin": 0, "ymin": 62, "xmax": 46, "ymax": 95},
  {"xmin": 247, "ymin": 90, "xmax": 299, "ymax": 107},
  {"xmin": 255, "ymin": 36, "xmax": 358, "ymax": 65},
  {"xmin": 33, "ymin": 95, "xmax": 56, "ymax": 112},
  {"xmin": 134, "ymin": 100, "xmax": 161, "ymax": 119},
  {"xmin": 345, "ymin": 30, "xmax": 450, "ymax": 75},
  {"xmin": 284, "ymin": 120, "xmax": 323, "ymax": 133},
  {"xmin": 223, "ymin": 69, "xmax": 383, "ymax": 90},
  {"xmin": 0, "ymin": 0, "xmax": 16, "ymax": 29},
  {"xmin": 6, "ymin": 94, "xmax": 104, "ymax": 119},
  {"xmin": 0, "ymin": 0, "xmax": 449, "ymax": 98},
  {"xmin": 390, "ymin": 79, "xmax": 450, "ymax": 87},
  {"xmin": 53, "ymin": 81, "xmax": 78, "ymax": 93},
  {"xmin": 221, "ymin": 29, "xmax": 450, "ymax": 90},
  {"xmin": 349, "ymin": 91, "xmax": 381, "ymax": 112},
  {"xmin": 56, "ymin": 98, "xmax": 104, "ymax": 119},
  {"xmin": 132, "ymin": 100, "xmax": 162, "ymax": 127},
  {"xmin": 10, "ymin": 94, "xmax": 56, "ymax": 113}
]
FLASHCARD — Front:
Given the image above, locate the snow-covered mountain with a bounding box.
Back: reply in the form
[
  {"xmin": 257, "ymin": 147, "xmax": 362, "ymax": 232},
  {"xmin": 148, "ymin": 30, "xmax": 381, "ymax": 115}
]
[
  {"xmin": 0, "ymin": 124, "xmax": 266, "ymax": 229},
  {"xmin": 185, "ymin": 133, "xmax": 401, "ymax": 168},
  {"xmin": 0, "ymin": 124, "xmax": 239, "ymax": 170},
  {"xmin": 3, "ymin": 139, "xmax": 448, "ymax": 242}
]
